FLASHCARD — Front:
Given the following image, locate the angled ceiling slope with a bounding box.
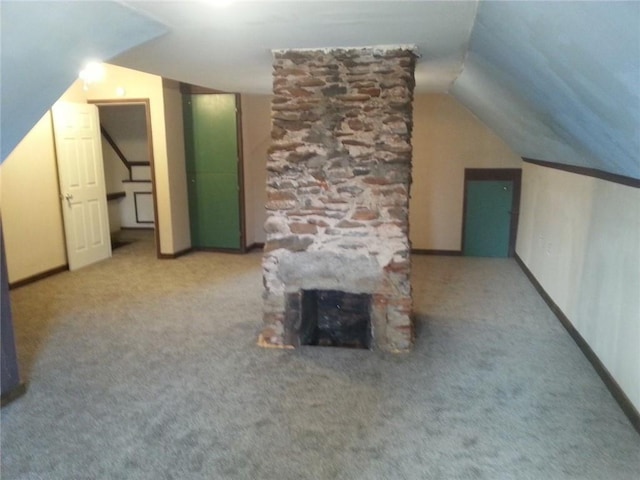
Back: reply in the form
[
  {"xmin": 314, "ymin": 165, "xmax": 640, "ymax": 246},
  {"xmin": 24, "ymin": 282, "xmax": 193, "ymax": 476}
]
[
  {"xmin": 452, "ymin": 1, "xmax": 640, "ymax": 180},
  {"xmin": 117, "ymin": 0, "xmax": 639, "ymax": 180},
  {"xmin": 114, "ymin": 0, "xmax": 478, "ymax": 94},
  {"xmin": 4, "ymin": 1, "xmax": 636, "ymax": 181},
  {"xmin": 0, "ymin": 1, "xmax": 167, "ymax": 161}
]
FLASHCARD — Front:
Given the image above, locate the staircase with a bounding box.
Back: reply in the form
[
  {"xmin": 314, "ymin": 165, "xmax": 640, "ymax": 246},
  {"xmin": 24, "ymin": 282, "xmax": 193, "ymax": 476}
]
[{"xmin": 100, "ymin": 125, "xmax": 154, "ymax": 230}]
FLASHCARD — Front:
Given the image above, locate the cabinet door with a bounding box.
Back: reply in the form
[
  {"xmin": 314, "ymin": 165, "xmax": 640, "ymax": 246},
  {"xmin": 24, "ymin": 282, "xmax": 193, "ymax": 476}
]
[{"xmin": 184, "ymin": 94, "xmax": 241, "ymax": 249}]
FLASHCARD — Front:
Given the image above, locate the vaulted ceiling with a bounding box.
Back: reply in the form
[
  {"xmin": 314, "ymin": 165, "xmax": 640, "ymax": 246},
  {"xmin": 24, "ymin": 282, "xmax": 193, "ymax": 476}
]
[
  {"xmin": 2, "ymin": 1, "xmax": 638, "ymax": 180},
  {"xmin": 0, "ymin": 0, "xmax": 166, "ymax": 160}
]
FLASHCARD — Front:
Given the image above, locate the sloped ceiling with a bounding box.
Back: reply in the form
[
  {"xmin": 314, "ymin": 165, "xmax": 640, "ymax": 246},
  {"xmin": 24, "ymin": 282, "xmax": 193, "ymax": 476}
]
[
  {"xmin": 452, "ymin": 1, "xmax": 640, "ymax": 179},
  {"xmin": 115, "ymin": 0, "xmax": 478, "ymax": 94},
  {"xmin": 2, "ymin": 1, "xmax": 638, "ymax": 180},
  {"xmin": 113, "ymin": 0, "xmax": 639, "ymax": 180},
  {"xmin": 0, "ymin": 1, "xmax": 167, "ymax": 161}
]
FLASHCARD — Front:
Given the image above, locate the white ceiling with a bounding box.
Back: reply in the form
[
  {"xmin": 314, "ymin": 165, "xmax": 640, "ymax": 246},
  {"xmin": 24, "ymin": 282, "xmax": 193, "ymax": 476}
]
[
  {"xmin": 2, "ymin": 0, "xmax": 637, "ymax": 179},
  {"xmin": 115, "ymin": 0, "xmax": 479, "ymax": 94},
  {"xmin": 113, "ymin": 0, "xmax": 639, "ymax": 179}
]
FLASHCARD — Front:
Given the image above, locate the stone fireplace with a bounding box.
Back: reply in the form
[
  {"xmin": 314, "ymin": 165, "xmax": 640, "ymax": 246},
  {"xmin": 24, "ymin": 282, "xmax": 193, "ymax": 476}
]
[{"xmin": 259, "ymin": 46, "xmax": 417, "ymax": 352}]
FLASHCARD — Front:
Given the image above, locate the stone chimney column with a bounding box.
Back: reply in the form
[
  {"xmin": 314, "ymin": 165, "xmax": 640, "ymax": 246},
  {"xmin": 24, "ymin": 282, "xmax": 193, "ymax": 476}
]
[{"xmin": 260, "ymin": 46, "xmax": 417, "ymax": 352}]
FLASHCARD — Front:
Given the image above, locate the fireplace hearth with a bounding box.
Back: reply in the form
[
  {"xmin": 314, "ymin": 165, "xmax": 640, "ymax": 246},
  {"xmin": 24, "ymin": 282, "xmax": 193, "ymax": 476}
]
[{"xmin": 259, "ymin": 46, "xmax": 417, "ymax": 352}]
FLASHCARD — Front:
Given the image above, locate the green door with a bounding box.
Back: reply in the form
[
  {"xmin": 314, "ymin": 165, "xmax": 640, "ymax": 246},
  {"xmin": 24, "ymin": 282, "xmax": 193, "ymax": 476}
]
[
  {"xmin": 463, "ymin": 180, "xmax": 513, "ymax": 257},
  {"xmin": 183, "ymin": 94, "xmax": 241, "ymax": 249}
]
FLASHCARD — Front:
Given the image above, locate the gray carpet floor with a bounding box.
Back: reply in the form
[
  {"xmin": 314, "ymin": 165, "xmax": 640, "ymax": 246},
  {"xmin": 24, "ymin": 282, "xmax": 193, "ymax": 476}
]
[{"xmin": 2, "ymin": 230, "xmax": 638, "ymax": 479}]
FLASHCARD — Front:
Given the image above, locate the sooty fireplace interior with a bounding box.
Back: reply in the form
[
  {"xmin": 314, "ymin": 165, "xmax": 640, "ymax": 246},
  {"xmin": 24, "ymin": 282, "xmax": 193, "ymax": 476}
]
[
  {"xmin": 259, "ymin": 46, "xmax": 417, "ymax": 352},
  {"xmin": 286, "ymin": 290, "xmax": 372, "ymax": 349}
]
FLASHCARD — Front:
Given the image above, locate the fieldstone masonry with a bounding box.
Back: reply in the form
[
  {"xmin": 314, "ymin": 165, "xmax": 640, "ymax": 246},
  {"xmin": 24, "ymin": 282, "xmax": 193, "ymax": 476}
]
[{"xmin": 259, "ymin": 46, "xmax": 417, "ymax": 352}]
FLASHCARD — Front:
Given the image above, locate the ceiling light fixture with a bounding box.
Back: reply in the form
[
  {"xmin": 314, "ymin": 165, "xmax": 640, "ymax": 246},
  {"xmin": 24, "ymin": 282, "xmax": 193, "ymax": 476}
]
[{"xmin": 78, "ymin": 61, "xmax": 105, "ymax": 90}]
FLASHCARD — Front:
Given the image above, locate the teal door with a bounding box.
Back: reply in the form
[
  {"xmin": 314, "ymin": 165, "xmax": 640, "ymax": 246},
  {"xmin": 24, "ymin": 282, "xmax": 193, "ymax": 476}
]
[
  {"xmin": 463, "ymin": 180, "xmax": 514, "ymax": 257},
  {"xmin": 183, "ymin": 94, "xmax": 241, "ymax": 249}
]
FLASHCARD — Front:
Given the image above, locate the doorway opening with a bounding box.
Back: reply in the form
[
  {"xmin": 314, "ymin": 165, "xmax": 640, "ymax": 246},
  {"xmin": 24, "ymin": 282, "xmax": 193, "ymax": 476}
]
[
  {"xmin": 462, "ymin": 168, "xmax": 522, "ymax": 258},
  {"xmin": 89, "ymin": 99, "xmax": 161, "ymax": 258}
]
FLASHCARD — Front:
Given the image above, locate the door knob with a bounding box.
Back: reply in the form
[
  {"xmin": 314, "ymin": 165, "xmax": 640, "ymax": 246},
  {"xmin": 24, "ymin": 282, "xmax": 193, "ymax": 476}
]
[{"xmin": 65, "ymin": 193, "xmax": 73, "ymax": 200}]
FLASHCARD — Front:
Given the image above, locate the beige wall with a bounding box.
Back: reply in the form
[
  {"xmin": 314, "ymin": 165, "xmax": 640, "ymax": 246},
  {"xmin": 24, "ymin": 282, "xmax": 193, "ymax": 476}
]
[
  {"xmin": 58, "ymin": 81, "xmax": 87, "ymax": 103},
  {"xmin": 237, "ymin": 93, "xmax": 522, "ymax": 250},
  {"xmin": 516, "ymin": 162, "xmax": 640, "ymax": 411},
  {"xmin": 409, "ymin": 94, "xmax": 522, "ymax": 251},
  {"xmin": 99, "ymin": 105, "xmax": 150, "ymax": 163},
  {"xmin": 241, "ymin": 94, "xmax": 271, "ymax": 246},
  {"xmin": 102, "ymin": 139, "xmax": 130, "ymax": 194},
  {"xmin": 0, "ymin": 112, "xmax": 67, "ymax": 282},
  {"xmin": 162, "ymin": 78, "xmax": 191, "ymax": 253}
]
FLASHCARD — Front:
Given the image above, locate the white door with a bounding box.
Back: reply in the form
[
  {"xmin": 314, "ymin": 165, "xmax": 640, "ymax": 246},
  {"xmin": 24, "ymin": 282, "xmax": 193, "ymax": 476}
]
[{"xmin": 52, "ymin": 102, "xmax": 111, "ymax": 271}]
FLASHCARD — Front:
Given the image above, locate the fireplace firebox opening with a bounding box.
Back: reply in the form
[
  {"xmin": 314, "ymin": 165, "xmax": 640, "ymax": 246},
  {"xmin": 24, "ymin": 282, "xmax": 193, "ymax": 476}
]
[{"xmin": 289, "ymin": 290, "xmax": 372, "ymax": 349}]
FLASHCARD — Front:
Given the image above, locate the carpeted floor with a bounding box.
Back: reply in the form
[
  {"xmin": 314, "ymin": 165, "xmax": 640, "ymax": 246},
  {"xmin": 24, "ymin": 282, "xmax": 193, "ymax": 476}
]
[{"xmin": 1, "ymin": 230, "xmax": 638, "ymax": 479}]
